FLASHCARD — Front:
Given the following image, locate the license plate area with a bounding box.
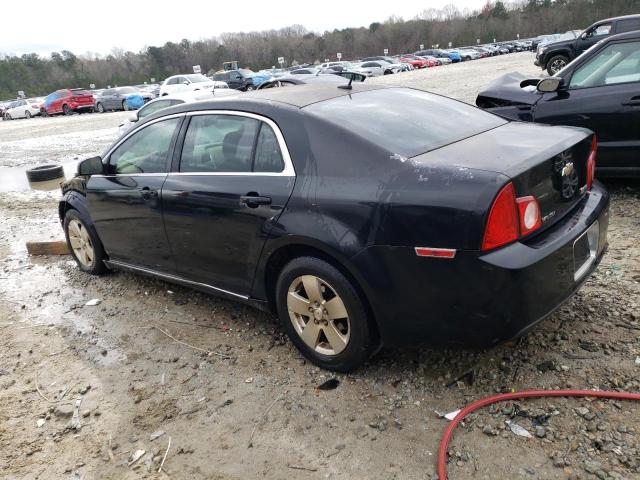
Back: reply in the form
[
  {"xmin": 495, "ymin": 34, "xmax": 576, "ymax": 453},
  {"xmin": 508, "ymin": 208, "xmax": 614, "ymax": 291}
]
[{"xmin": 573, "ymin": 221, "xmax": 599, "ymax": 282}]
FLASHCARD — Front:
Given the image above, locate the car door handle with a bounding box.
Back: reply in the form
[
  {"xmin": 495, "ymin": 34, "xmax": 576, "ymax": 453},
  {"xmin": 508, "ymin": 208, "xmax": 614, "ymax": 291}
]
[
  {"xmin": 139, "ymin": 187, "xmax": 158, "ymax": 199},
  {"xmin": 240, "ymin": 194, "xmax": 271, "ymax": 208},
  {"xmin": 622, "ymin": 96, "xmax": 640, "ymax": 106}
]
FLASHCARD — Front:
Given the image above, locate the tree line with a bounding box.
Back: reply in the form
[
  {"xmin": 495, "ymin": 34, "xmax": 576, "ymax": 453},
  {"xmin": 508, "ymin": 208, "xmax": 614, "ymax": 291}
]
[{"xmin": 0, "ymin": 0, "xmax": 638, "ymax": 99}]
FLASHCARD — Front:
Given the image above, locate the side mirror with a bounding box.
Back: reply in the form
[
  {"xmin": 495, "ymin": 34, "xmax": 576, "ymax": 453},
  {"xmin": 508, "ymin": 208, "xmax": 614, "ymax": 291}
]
[
  {"xmin": 182, "ymin": 81, "xmax": 190, "ymax": 85},
  {"xmin": 537, "ymin": 77, "xmax": 564, "ymax": 93},
  {"xmin": 77, "ymin": 156, "xmax": 103, "ymax": 176},
  {"xmin": 580, "ymin": 32, "xmax": 588, "ymax": 40},
  {"xmin": 129, "ymin": 113, "xmax": 138, "ymax": 122}
]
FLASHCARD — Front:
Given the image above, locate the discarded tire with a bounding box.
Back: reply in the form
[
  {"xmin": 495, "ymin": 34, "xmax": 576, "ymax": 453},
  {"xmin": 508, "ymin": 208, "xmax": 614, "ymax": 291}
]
[{"xmin": 26, "ymin": 165, "xmax": 64, "ymax": 183}]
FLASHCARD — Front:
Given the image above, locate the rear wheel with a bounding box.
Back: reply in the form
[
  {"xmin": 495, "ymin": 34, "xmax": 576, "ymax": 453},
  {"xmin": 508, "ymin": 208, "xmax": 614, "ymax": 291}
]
[
  {"xmin": 25, "ymin": 111, "xmax": 32, "ymax": 119},
  {"xmin": 63, "ymin": 210, "xmax": 107, "ymax": 274},
  {"xmin": 5, "ymin": 113, "xmax": 11, "ymax": 120},
  {"xmin": 547, "ymin": 55, "xmax": 569, "ymax": 75},
  {"xmin": 275, "ymin": 256, "xmax": 377, "ymax": 372},
  {"xmin": 62, "ymin": 104, "xmax": 72, "ymax": 115}
]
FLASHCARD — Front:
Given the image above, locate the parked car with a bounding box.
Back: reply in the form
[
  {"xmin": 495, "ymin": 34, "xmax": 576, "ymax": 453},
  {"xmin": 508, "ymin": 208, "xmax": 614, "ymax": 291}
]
[
  {"xmin": 353, "ymin": 61, "xmax": 401, "ymax": 76},
  {"xmin": 60, "ymin": 83, "xmax": 608, "ymax": 371},
  {"xmin": 2, "ymin": 97, "xmax": 43, "ymax": 120},
  {"xmin": 477, "ymin": 30, "xmax": 640, "ymax": 177},
  {"xmin": 397, "ymin": 55, "xmax": 430, "ymax": 68},
  {"xmin": 536, "ymin": 14, "xmax": 640, "ymax": 75},
  {"xmin": 212, "ymin": 69, "xmax": 258, "ymax": 91},
  {"xmin": 41, "ymin": 89, "xmax": 94, "ymax": 116},
  {"xmin": 418, "ymin": 49, "xmax": 462, "ymax": 63},
  {"xmin": 95, "ymin": 87, "xmax": 152, "ymax": 113},
  {"xmin": 118, "ymin": 87, "xmax": 242, "ymax": 135},
  {"xmin": 256, "ymin": 73, "xmax": 366, "ymax": 89},
  {"xmin": 159, "ymin": 74, "xmax": 225, "ymax": 96},
  {"xmin": 135, "ymin": 84, "xmax": 160, "ymax": 99},
  {"xmin": 457, "ymin": 48, "xmax": 482, "ymax": 60}
]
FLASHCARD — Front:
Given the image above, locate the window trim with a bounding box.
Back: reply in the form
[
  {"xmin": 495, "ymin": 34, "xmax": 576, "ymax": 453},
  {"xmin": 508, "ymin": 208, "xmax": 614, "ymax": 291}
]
[{"xmin": 168, "ymin": 110, "xmax": 295, "ymax": 177}]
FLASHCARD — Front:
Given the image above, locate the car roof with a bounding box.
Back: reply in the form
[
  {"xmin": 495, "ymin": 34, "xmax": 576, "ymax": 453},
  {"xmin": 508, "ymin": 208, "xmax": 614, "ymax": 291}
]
[
  {"xmin": 597, "ymin": 14, "xmax": 640, "ymax": 23},
  {"xmin": 163, "ymin": 83, "xmax": 388, "ymax": 111}
]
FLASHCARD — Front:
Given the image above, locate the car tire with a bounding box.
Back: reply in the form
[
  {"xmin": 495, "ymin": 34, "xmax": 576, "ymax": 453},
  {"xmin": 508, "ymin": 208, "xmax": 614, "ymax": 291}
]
[
  {"xmin": 25, "ymin": 111, "xmax": 32, "ymax": 119},
  {"xmin": 547, "ymin": 55, "xmax": 569, "ymax": 75},
  {"xmin": 275, "ymin": 256, "xmax": 377, "ymax": 372},
  {"xmin": 122, "ymin": 100, "xmax": 129, "ymax": 111},
  {"xmin": 245, "ymin": 85, "xmax": 255, "ymax": 91},
  {"xmin": 5, "ymin": 113, "xmax": 11, "ymax": 120},
  {"xmin": 63, "ymin": 210, "xmax": 107, "ymax": 275},
  {"xmin": 96, "ymin": 103, "xmax": 105, "ymax": 113},
  {"xmin": 63, "ymin": 104, "xmax": 72, "ymax": 115},
  {"xmin": 26, "ymin": 164, "xmax": 64, "ymax": 182}
]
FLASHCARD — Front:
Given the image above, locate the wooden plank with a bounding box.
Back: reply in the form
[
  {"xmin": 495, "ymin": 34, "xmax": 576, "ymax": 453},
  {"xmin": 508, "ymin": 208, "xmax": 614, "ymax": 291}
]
[{"xmin": 26, "ymin": 241, "xmax": 70, "ymax": 256}]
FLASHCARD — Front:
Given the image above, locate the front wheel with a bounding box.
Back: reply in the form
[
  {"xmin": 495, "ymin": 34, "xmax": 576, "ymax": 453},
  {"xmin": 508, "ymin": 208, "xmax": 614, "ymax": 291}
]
[
  {"xmin": 245, "ymin": 84, "xmax": 255, "ymax": 91},
  {"xmin": 122, "ymin": 100, "xmax": 129, "ymax": 111},
  {"xmin": 275, "ymin": 256, "xmax": 377, "ymax": 372},
  {"xmin": 64, "ymin": 210, "xmax": 107, "ymax": 274},
  {"xmin": 546, "ymin": 55, "xmax": 569, "ymax": 75}
]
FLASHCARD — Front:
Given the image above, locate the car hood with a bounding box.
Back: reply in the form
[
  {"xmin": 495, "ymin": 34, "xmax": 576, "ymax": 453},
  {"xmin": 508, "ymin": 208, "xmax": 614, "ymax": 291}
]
[
  {"xmin": 540, "ymin": 38, "xmax": 574, "ymax": 50},
  {"xmin": 476, "ymin": 72, "xmax": 543, "ymax": 106}
]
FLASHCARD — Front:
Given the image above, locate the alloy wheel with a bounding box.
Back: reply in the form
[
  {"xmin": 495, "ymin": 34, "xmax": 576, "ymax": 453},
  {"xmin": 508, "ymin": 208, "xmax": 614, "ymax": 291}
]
[
  {"xmin": 550, "ymin": 59, "xmax": 566, "ymax": 74},
  {"xmin": 286, "ymin": 275, "xmax": 350, "ymax": 355},
  {"xmin": 68, "ymin": 219, "xmax": 95, "ymax": 267}
]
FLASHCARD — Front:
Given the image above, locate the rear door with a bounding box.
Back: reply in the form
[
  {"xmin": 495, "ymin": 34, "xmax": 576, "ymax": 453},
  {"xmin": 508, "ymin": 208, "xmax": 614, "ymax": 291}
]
[
  {"xmin": 534, "ymin": 39, "xmax": 640, "ymax": 172},
  {"xmin": 162, "ymin": 112, "xmax": 295, "ymax": 296},
  {"xmin": 86, "ymin": 116, "xmax": 183, "ymax": 270}
]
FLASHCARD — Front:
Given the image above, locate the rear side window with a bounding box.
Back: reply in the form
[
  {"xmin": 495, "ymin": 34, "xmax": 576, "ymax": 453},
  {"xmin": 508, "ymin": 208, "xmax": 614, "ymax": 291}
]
[
  {"xmin": 305, "ymin": 88, "xmax": 507, "ymax": 157},
  {"xmin": 110, "ymin": 118, "xmax": 180, "ymax": 174},
  {"xmin": 616, "ymin": 18, "xmax": 640, "ymax": 33},
  {"xmin": 180, "ymin": 115, "xmax": 259, "ymax": 172},
  {"xmin": 254, "ymin": 125, "xmax": 285, "ymax": 172}
]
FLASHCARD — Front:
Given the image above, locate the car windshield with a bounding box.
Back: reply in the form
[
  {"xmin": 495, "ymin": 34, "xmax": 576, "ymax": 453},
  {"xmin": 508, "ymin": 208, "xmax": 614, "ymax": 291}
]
[
  {"xmin": 185, "ymin": 74, "xmax": 210, "ymax": 83},
  {"xmin": 117, "ymin": 87, "xmax": 137, "ymax": 94},
  {"xmin": 305, "ymin": 88, "xmax": 507, "ymax": 158}
]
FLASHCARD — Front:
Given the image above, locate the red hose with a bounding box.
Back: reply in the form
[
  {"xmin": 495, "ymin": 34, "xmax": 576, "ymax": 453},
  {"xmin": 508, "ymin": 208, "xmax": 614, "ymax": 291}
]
[{"xmin": 437, "ymin": 389, "xmax": 640, "ymax": 480}]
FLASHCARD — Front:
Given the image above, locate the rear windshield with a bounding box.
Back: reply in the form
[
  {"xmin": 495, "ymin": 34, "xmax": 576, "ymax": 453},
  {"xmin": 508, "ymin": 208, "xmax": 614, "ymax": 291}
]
[
  {"xmin": 71, "ymin": 90, "xmax": 89, "ymax": 96},
  {"xmin": 304, "ymin": 88, "xmax": 507, "ymax": 157}
]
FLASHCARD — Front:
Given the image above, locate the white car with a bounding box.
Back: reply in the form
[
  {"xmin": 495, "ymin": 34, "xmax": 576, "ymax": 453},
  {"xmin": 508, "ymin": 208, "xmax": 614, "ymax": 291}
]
[
  {"xmin": 159, "ymin": 74, "xmax": 227, "ymax": 97},
  {"xmin": 352, "ymin": 61, "xmax": 400, "ymax": 77},
  {"xmin": 318, "ymin": 61, "xmax": 350, "ymax": 70},
  {"xmin": 118, "ymin": 88, "xmax": 241, "ymax": 135},
  {"xmin": 3, "ymin": 97, "xmax": 43, "ymax": 120}
]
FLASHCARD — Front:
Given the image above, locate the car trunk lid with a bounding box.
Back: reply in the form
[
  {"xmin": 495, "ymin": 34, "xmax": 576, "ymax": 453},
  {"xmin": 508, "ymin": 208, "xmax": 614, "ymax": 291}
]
[{"xmin": 412, "ymin": 122, "xmax": 592, "ymax": 232}]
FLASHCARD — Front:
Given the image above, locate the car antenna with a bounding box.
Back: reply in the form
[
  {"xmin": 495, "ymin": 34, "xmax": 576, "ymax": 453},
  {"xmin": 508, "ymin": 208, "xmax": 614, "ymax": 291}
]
[{"xmin": 338, "ymin": 75, "xmax": 354, "ymax": 90}]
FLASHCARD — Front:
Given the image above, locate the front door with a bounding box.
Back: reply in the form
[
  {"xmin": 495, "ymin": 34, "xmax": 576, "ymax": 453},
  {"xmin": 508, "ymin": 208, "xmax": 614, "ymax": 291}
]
[
  {"xmin": 162, "ymin": 112, "xmax": 295, "ymax": 296},
  {"xmin": 576, "ymin": 22, "xmax": 612, "ymax": 55},
  {"xmin": 87, "ymin": 116, "xmax": 183, "ymax": 270},
  {"xmin": 535, "ymin": 39, "xmax": 640, "ymax": 172}
]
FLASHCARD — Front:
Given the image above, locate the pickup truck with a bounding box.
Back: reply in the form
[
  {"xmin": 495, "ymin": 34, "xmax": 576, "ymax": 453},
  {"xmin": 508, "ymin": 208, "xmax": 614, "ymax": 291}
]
[{"xmin": 536, "ymin": 14, "xmax": 640, "ymax": 75}]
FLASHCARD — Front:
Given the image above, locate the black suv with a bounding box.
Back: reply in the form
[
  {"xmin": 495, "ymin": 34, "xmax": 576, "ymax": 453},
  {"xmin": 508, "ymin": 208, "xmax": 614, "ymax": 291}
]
[
  {"xmin": 536, "ymin": 14, "xmax": 640, "ymax": 75},
  {"xmin": 212, "ymin": 69, "xmax": 256, "ymax": 91}
]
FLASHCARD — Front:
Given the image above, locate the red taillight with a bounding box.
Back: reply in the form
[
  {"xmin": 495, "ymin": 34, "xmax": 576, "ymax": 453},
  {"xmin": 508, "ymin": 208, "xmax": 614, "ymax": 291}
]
[
  {"xmin": 415, "ymin": 247, "xmax": 456, "ymax": 258},
  {"xmin": 482, "ymin": 182, "xmax": 543, "ymax": 251},
  {"xmin": 482, "ymin": 182, "xmax": 519, "ymax": 251},
  {"xmin": 586, "ymin": 136, "xmax": 597, "ymax": 190},
  {"xmin": 516, "ymin": 196, "xmax": 542, "ymax": 236}
]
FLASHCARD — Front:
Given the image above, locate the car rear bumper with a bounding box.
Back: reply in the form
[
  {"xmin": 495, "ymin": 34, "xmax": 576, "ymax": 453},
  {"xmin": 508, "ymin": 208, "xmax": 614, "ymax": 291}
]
[
  {"xmin": 351, "ymin": 181, "xmax": 610, "ymax": 348},
  {"xmin": 73, "ymin": 104, "xmax": 94, "ymax": 111}
]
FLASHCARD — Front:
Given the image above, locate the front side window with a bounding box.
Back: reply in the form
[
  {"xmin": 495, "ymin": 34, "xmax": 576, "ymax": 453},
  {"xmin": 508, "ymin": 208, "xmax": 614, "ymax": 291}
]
[
  {"xmin": 110, "ymin": 118, "xmax": 180, "ymax": 174},
  {"xmin": 570, "ymin": 41, "xmax": 640, "ymax": 88},
  {"xmin": 587, "ymin": 24, "xmax": 611, "ymax": 38},
  {"xmin": 180, "ymin": 115, "xmax": 259, "ymax": 172}
]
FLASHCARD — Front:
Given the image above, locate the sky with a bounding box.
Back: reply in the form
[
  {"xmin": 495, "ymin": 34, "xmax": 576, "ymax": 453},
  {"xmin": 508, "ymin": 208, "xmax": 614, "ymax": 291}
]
[{"xmin": 2, "ymin": 0, "xmax": 488, "ymax": 57}]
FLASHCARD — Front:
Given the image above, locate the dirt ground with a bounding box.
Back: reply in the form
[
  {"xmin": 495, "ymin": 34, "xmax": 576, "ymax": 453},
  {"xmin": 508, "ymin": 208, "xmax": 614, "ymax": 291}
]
[{"xmin": 1, "ymin": 52, "xmax": 639, "ymax": 480}]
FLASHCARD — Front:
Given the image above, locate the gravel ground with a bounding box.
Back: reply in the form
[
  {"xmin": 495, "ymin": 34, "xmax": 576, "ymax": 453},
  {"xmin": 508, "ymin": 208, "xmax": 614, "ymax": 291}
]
[{"xmin": 0, "ymin": 52, "xmax": 639, "ymax": 480}]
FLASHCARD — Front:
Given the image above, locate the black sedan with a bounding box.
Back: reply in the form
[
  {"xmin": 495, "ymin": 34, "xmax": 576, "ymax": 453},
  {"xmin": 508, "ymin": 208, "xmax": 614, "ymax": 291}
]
[
  {"xmin": 476, "ymin": 30, "xmax": 640, "ymax": 177},
  {"xmin": 59, "ymin": 84, "xmax": 609, "ymax": 371}
]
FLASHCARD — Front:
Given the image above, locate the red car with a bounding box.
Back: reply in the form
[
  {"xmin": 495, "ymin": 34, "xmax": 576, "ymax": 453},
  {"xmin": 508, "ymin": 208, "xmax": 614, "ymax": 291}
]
[
  {"xmin": 400, "ymin": 56, "xmax": 429, "ymax": 68},
  {"xmin": 41, "ymin": 89, "xmax": 94, "ymax": 116}
]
